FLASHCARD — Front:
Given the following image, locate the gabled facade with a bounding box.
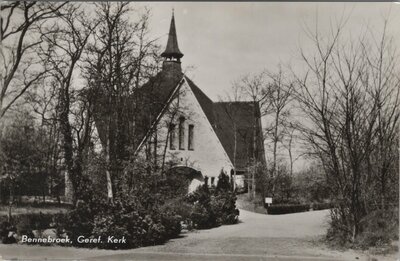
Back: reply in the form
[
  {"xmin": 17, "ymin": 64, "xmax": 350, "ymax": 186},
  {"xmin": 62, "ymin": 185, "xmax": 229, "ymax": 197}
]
[{"xmin": 133, "ymin": 13, "xmax": 266, "ymax": 191}]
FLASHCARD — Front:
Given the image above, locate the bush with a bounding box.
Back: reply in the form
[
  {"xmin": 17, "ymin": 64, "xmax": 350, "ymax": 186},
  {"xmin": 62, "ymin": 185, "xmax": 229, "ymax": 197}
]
[
  {"xmin": 312, "ymin": 202, "xmax": 334, "ymax": 210},
  {"xmin": 56, "ymin": 170, "xmax": 239, "ymax": 249},
  {"xmin": 91, "ymin": 208, "xmax": 147, "ymax": 249},
  {"xmin": 271, "ymin": 198, "xmax": 301, "ymax": 205},
  {"xmin": 161, "ymin": 197, "xmax": 193, "ymax": 229},
  {"xmin": 0, "ymin": 221, "xmax": 17, "ymax": 244},
  {"xmin": 356, "ymin": 208, "xmax": 399, "ymax": 249},
  {"xmin": 0, "ymin": 212, "xmax": 65, "ymax": 231},
  {"xmin": 187, "ymin": 172, "xmax": 239, "ymax": 228},
  {"xmin": 212, "ymin": 172, "xmax": 239, "ymax": 225},
  {"xmin": 60, "ymin": 192, "xmax": 182, "ymax": 249},
  {"xmin": 267, "ymin": 204, "xmax": 310, "ymax": 215},
  {"xmin": 61, "ymin": 200, "xmax": 103, "ymax": 246},
  {"xmin": 190, "ymin": 203, "xmax": 215, "ymax": 229},
  {"xmin": 159, "ymin": 209, "xmax": 182, "ymax": 239},
  {"xmin": 0, "ymin": 171, "xmax": 240, "ymax": 249},
  {"xmin": 187, "ymin": 180, "xmax": 217, "ymax": 229},
  {"xmin": 216, "ymin": 170, "xmax": 232, "ymax": 191},
  {"xmin": 0, "ymin": 212, "xmax": 66, "ymax": 244},
  {"xmin": 211, "ymin": 192, "xmax": 239, "ymax": 225},
  {"xmin": 327, "ymin": 206, "xmax": 399, "ymax": 249},
  {"xmin": 326, "ymin": 206, "xmax": 354, "ymax": 246}
]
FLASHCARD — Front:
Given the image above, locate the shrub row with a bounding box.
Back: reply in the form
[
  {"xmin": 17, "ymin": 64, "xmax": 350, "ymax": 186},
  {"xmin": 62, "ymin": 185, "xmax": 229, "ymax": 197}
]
[
  {"xmin": 57, "ymin": 196, "xmax": 182, "ymax": 249},
  {"xmin": 0, "ymin": 172, "xmax": 239, "ymax": 249},
  {"xmin": 312, "ymin": 202, "xmax": 334, "ymax": 210},
  {"xmin": 157, "ymin": 172, "xmax": 239, "ymax": 230},
  {"xmin": 267, "ymin": 204, "xmax": 310, "ymax": 215},
  {"xmin": 327, "ymin": 207, "xmax": 399, "ymax": 249}
]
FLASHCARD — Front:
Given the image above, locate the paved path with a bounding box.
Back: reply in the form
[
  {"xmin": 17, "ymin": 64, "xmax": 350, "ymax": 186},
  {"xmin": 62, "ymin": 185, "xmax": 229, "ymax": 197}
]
[{"xmin": 0, "ymin": 209, "xmax": 394, "ymax": 260}]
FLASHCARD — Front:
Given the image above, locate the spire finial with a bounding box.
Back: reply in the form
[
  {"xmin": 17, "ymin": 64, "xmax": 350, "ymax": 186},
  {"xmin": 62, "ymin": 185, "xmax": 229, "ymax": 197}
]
[{"xmin": 161, "ymin": 11, "xmax": 184, "ymax": 62}]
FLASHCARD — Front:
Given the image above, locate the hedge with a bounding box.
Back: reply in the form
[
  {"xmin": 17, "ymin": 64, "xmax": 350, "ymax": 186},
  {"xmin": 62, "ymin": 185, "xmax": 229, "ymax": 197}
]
[
  {"xmin": 267, "ymin": 204, "xmax": 310, "ymax": 215},
  {"xmin": 312, "ymin": 202, "xmax": 334, "ymax": 210}
]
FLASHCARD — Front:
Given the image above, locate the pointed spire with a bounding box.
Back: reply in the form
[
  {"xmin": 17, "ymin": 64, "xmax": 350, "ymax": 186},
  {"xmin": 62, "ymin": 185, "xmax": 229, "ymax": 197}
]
[{"xmin": 161, "ymin": 10, "xmax": 184, "ymax": 62}]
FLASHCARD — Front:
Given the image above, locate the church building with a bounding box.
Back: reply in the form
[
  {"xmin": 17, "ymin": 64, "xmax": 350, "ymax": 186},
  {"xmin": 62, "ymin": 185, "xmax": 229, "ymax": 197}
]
[{"xmin": 132, "ymin": 13, "xmax": 266, "ymax": 192}]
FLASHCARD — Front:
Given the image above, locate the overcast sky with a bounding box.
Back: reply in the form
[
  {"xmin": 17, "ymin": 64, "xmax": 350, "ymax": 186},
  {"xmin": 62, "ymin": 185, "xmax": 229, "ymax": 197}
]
[{"xmin": 140, "ymin": 2, "xmax": 400, "ymax": 101}]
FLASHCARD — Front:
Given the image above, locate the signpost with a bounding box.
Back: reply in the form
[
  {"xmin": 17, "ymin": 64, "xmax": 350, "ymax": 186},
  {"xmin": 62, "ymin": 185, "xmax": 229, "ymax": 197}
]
[{"xmin": 265, "ymin": 197, "xmax": 273, "ymax": 207}]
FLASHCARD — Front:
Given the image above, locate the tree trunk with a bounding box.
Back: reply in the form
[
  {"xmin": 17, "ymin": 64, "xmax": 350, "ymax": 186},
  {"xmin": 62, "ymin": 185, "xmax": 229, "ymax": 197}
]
[
  {"xmin": 64, "ymin": 170, "xmax": 74, "ymax": 203},
  {"xmin": 252, "ymin": 171, "xmax": 256, "ymax": 198},
  {"xmin": 60, "ymin": 83, "xmax": 75, "ymax": 204},
  {"xmin": 271, "ymin": 109, "xmax": 280, "ymax": 196},
  {"xmin": 8, "ymin": 178, "xmax": 13, "ymax": 222},
  {"xmin": 288, "ymin": 133, "xmax": 293, "ymax": 177},
  {"xmin": 106, "ymin": 169, "xmax": 113, "ymax": 201},
  {"xmin": 247, "ymin": 165, "xmax": 251, "ymax": 197},
  {"xmin": 252, "ymin": 117, "xmax": 257, "ymax": 197},
  {"xmin": 233, "ymin": 123, "xmax": 237, "ymax": 191},
  {"xmin": 105, "ymin": 138, "xmax": 113, "ymax": 202}
]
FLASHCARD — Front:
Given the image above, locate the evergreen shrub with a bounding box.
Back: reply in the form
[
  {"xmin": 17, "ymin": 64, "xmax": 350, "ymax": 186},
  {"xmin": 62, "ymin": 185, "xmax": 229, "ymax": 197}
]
[{"xmin": 267, "ymin": 204, "xmax": 310, "ymax": 214}]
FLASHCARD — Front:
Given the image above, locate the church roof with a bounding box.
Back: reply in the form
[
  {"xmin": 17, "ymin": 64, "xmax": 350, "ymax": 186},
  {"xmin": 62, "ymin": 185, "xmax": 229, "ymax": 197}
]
[
  {"xmin": 135, "ymin": 73, "xmax": 265, "ymax": 170},
  {"xmin": 133, "ymin": 70, "xmax": 185, "ymax": 147},
  {"xmin": 213, "ymin": 102, "xmax": 265, "ymax": 169},
  {"xmin": 184, "ymin": 77, "xmax": 215, "ymax": 126}
]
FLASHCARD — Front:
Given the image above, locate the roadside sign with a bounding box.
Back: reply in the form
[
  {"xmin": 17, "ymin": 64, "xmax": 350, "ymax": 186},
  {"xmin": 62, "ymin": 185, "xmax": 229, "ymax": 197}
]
[{"xmin": 265, "ymin": 197, "xmax": 272, "ymax": 204}]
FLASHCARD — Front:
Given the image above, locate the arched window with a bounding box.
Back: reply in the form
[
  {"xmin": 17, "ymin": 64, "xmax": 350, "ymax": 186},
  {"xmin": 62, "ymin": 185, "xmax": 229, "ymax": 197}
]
[
  {"xmin": 169, "ymin": 124, "xmax": 176, "ymax": 150},
  {"xmin": 179, "ymin": 117, "xmax": 185, "ymax": 150},
  {"xmin": 188, "ymin": 124, "xmax": 194, "ymax": 150},
  {"xmin": 211, "ymin": 177, "xmax": 215, "ymax": 186}
]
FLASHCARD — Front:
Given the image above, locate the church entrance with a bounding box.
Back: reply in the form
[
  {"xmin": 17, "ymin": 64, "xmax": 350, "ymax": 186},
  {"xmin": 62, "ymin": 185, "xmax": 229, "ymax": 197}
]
[{"xmin": 165, "ymin": 166, "xmax": 203, "ymax": 195}]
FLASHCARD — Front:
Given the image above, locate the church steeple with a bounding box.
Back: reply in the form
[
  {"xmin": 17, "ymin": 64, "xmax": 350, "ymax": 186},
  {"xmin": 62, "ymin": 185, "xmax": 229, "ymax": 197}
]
[{"xmin": 161, "ymin": 10, "xmax": 184, "ymax": 63}]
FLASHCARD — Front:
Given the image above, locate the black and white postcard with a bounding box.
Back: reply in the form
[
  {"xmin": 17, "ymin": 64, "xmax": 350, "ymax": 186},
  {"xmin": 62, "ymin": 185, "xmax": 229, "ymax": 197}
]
[{"xmin": 0, "ymin": 2, "xmax": 399, "ymax": 260}]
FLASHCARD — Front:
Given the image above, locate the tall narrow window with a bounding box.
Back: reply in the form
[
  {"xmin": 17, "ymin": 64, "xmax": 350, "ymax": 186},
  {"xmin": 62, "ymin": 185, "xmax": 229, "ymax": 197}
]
[
  {"xmin": 179, "ymin": 117, "xmax": 185, "ymax": 150},
  {"xmin": 188, "ymin": 124, "xmax": 194, "ymax": 150},
  {"xmin": 169, "ymin": 124, "xmax": 176, "ymax": 150}
]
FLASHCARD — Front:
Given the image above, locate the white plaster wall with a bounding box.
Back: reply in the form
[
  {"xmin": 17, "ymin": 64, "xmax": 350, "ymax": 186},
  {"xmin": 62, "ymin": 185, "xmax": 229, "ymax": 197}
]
[
  {"xmin": 154, "ymin": 78, "xmax": 234, "ymax": 179},
  {"xmin": 234, "ymin": 175, "xmax": 245, "ymax": 189},
  {"xmin": 189, "ymin": 178, "xmax": 204, "ymax": 193}
]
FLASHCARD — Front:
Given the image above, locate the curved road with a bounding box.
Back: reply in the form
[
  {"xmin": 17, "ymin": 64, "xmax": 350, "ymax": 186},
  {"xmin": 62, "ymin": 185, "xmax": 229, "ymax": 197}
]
[{"xmin": 0, "ymin": 209, "xmax": 391, "ymax": 260}]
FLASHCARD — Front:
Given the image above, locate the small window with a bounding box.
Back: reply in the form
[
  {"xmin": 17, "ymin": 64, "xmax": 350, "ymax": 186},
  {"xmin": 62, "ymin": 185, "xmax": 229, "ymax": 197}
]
[
  {"xmin": 211, "ymin": 177, "xmax": 215, "ymax": 186},
  {"xmin": 169, "ymin": 124, "xmax": 176, "ymax": 150},
  {"xmin": 188, "ymin": 124, "xmax": 194, "ymax": 150},
  {"xmin": 179, "ymin": 117, "xmax": 185, "ymax": 150}
]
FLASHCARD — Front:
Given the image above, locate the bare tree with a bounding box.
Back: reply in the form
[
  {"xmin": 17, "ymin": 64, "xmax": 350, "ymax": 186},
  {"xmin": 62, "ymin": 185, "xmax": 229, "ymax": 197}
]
[
  {"xmin": 38, "ymin": 3, "xmax": 97, "ymax": 203},
  {"xmin": 25, "ymin": 80, "xmax": 64, "ymax": 203},
  {"xmin": 87, "ymin": 2, "xmax": 160, "ymax": 201},
  {"xmin": 293, "ymin": 18, "xmax": 399, "ymax": 241},
  {"xmin": 0, "ymin": 2, "xmax": 67, "ymax": 121},
  {"xmin": 360, "ymin": 21, "xmax": 400, "ymax": 211},
  {"xmin": 229, "ymin": 72, "xmax": 271, "ymax": 197},
  {"xmin": 233, "ymin": 69, "xmax": 294, "ymax": 197},
  {"xmin": 232, "ymin": 72, "xmax": 271, "ymax": 110},
  {"xmin": 219, "ymin": 87, "xmax": 247, "ymax": 192},
  {"xmin": 264, "ymin": 68, "xmax": 294, "ymax": 194}
]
